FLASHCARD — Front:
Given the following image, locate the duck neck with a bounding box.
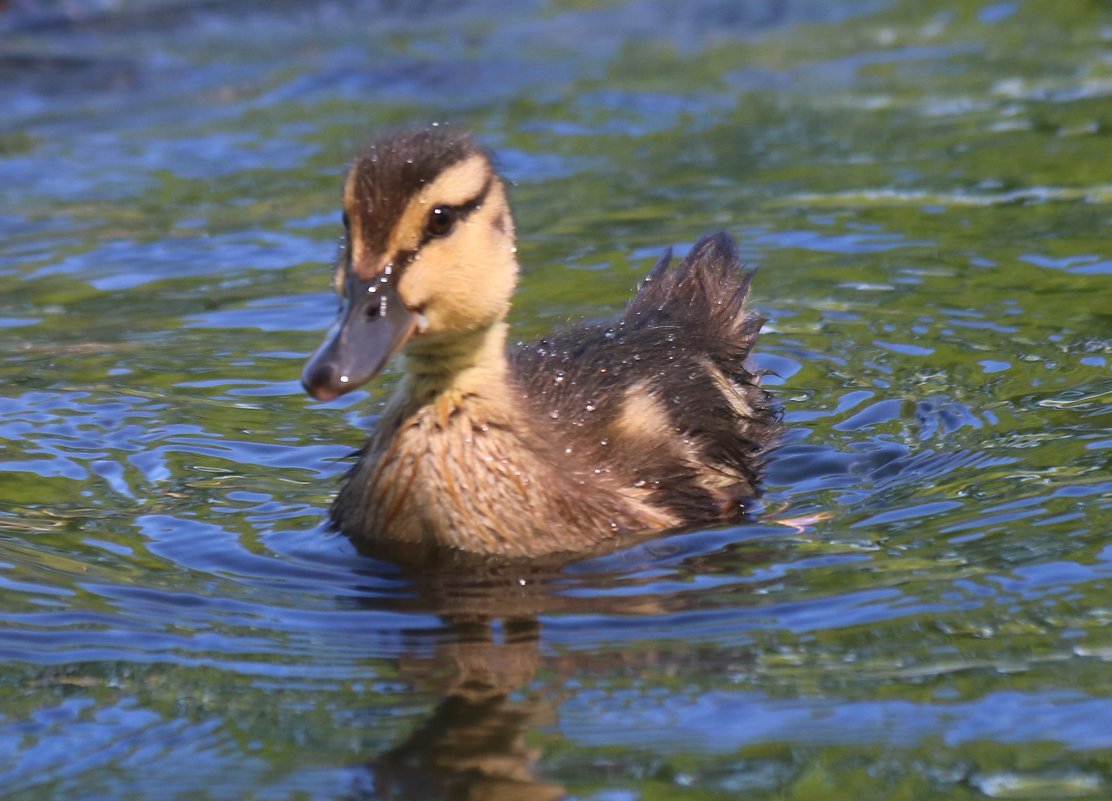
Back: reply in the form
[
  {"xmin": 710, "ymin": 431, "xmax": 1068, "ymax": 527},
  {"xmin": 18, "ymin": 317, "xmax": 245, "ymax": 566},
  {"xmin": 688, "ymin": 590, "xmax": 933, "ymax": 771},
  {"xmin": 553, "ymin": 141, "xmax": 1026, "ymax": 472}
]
[{"xmin": 401, "ymin": 322, "xmax": 512, "ymax": 406}]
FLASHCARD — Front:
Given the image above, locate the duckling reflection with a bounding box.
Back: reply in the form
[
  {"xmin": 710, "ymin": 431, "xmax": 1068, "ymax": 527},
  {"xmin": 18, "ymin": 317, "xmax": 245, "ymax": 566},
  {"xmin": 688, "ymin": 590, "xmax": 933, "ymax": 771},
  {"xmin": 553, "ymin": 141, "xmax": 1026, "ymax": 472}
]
[
  {"xmin": 350, "ymin": 532, "xmax": 784, "ymax": 800},
  {"xmin": 302, "ymin": 126, "xmax": 781, "ymax": 565},
  {"xmin": 367, "ymin": 618, "xmax": 565, "ymax": 801}
]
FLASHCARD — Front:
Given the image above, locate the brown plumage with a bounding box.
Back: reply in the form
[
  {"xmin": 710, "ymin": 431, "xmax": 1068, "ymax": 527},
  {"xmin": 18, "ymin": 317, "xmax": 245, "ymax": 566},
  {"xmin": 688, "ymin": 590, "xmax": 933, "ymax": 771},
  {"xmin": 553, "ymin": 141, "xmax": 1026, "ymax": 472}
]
[{"xmin": 301, "ymin": 127, "xmax": 781, "ymax": 564}]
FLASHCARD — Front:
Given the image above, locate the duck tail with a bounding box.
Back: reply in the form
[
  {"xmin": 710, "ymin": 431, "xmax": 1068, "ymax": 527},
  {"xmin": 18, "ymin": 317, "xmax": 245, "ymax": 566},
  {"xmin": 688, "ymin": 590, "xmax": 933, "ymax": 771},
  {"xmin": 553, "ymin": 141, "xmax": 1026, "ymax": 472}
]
[{"xmin": 621, "ymin": 231, "xmax": 764, "ymax": 362}]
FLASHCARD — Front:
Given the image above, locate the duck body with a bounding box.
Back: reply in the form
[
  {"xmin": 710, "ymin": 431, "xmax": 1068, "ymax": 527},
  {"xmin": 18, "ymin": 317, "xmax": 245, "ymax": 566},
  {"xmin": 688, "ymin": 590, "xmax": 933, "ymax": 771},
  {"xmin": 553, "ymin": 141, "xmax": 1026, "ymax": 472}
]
[{"xmin": 302, "ymin": 128, "xmax": 780, "ymax": 563}]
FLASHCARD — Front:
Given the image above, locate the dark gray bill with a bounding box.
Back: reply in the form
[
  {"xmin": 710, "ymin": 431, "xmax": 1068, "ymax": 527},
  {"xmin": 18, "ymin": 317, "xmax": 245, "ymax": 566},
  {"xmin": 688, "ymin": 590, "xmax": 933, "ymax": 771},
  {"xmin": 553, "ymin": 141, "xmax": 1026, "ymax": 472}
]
[{"xmin": 301, "ymin": 272, "xmax": 418, "ymax": 401}]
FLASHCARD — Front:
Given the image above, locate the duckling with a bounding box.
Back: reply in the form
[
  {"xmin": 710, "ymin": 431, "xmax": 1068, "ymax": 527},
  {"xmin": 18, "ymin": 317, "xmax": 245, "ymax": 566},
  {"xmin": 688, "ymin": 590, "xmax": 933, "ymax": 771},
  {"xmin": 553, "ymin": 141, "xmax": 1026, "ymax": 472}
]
[{"xmin": 301, "ymin": 127, "xmax": 780, "ymax": 563}]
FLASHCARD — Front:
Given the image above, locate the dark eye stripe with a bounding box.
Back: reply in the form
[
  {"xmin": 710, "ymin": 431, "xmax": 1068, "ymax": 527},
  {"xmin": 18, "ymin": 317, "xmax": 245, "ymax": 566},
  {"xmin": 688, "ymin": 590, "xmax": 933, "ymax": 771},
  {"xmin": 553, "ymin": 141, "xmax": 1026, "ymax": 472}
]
[
  {"xmin": 364, "ymin": 173, "xmax": 497, "ymax": 282},
  {"xmin": 395, "ymin": 247, "xmax": 418, "ymax": 270},
  {"xmin": 417, "ymin": 174, "xmax": 494, "ymax": 249}
]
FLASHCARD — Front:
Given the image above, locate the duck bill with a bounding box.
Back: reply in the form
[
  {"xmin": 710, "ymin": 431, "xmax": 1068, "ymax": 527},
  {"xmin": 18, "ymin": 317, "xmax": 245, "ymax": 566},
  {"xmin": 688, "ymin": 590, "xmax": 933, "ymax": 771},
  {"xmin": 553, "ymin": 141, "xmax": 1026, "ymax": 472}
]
[{"xmin": 301, "ymin": 275, "xmax": 418, "ymax": 401}]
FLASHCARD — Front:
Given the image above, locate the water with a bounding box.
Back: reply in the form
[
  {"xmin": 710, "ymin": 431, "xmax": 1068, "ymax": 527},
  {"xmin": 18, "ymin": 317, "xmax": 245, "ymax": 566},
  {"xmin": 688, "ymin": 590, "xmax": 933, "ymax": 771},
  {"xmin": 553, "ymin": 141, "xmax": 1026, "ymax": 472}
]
[{"xmin": 2, "ymin": 0, "xmax": 1111, "ymax": 798}]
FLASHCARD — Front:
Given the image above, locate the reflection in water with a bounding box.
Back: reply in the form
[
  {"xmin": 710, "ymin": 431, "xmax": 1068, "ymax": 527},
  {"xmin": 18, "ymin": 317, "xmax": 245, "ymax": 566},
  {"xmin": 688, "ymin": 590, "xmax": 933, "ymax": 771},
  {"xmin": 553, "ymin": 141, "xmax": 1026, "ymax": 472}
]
[
  {"xmin": 353, "ymin": 539, "xmax": 779, "ymax": 801},
  {"xmin": 355, "ymin": 566, "xmax": 570, "ymax": 801},
  {"xmin": 367, "ymin": 616, "xmax": 563, "ymax": 801}
]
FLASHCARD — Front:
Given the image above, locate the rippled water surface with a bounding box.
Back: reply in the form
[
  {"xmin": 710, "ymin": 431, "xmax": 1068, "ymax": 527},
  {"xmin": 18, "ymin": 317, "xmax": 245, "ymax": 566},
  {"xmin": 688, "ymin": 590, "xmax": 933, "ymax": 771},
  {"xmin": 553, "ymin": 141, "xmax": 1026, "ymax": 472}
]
[{"xmin": 3, "ymin": 1, "xmax": 1112, "ymax": 798}]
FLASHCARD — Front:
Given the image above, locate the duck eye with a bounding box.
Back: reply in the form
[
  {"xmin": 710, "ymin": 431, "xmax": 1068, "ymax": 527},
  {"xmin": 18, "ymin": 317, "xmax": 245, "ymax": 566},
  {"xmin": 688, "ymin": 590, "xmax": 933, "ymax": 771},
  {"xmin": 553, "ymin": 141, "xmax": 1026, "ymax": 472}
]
[{"xmin": 426, "ymin": 206, "xmax": 457, "ymax": 238}]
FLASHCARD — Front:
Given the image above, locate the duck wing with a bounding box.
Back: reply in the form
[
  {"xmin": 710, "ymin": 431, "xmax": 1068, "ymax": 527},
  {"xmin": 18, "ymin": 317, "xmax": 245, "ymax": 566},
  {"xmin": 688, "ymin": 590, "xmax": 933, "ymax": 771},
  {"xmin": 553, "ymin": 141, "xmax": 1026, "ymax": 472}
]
[{"xmin": 511, "ymin": 232, "xmax": 781, "ymax": 522}]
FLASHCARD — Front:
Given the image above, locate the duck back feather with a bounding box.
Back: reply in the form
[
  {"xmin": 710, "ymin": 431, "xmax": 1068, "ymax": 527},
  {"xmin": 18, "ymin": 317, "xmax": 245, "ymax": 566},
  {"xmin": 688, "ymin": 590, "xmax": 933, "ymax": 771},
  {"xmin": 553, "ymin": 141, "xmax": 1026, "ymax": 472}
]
[{"xmin": 511, "ymin": 231, "xmax": 780, "ymax": 524}]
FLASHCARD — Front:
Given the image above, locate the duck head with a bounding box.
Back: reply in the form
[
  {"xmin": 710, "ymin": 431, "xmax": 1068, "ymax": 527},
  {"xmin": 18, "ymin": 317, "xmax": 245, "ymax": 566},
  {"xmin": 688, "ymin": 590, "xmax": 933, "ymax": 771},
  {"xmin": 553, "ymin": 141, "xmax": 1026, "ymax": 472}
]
[{"xmin": 301, "ymin": 128, "xmax": 518, "ymax": 401}]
